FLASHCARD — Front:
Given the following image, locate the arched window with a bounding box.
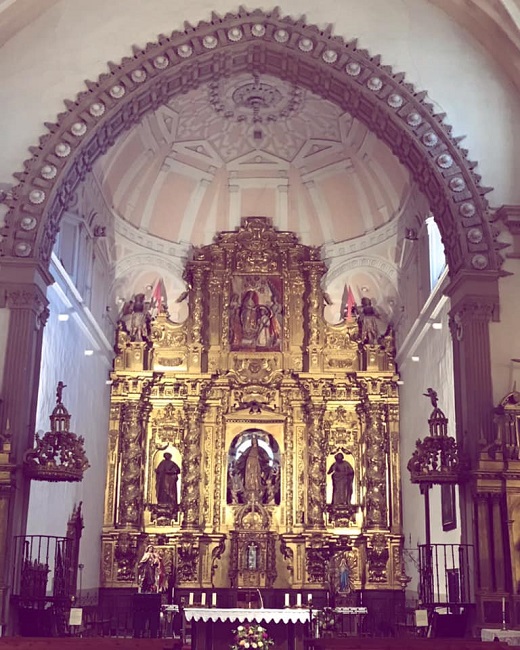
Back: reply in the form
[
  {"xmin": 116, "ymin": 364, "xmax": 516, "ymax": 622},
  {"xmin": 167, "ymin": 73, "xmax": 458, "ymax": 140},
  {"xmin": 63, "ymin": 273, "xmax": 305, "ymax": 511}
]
[{"xmin": 426, "ymin": 216, "xmax": 446, "ymax": 291}]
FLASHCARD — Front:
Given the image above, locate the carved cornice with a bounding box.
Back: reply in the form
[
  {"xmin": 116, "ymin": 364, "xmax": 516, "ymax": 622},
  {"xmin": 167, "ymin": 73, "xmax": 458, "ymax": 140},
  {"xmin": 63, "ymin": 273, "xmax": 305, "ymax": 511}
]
[{"xmin": 0, "ymin": 9, "xmax": 498, "ymax": 277}]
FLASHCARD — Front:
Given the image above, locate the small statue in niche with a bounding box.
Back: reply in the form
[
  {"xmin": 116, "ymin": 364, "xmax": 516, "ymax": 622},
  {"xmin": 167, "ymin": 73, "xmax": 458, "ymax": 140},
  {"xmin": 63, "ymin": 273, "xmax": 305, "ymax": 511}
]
[
  {"xmin": 155, "ymin": 452, "xmax": 181, "ymax": 513},
  {"xmin": 358, "ymin": 297, "xmax": 382, "ymax": 345},
  {"xmin": 236, "ymin": 436, "xmax": 270, "ymax": 503},
  {"xmin": 246, "ymin": 542, "xmax": 259, "ymax": 570},
  {"xmin": 328, "ymin": 453, "xmax": 355, "ymax": 506},
  {"xmin": 137, "ymin": 544, "xmax": 166, "ymax": 593}
]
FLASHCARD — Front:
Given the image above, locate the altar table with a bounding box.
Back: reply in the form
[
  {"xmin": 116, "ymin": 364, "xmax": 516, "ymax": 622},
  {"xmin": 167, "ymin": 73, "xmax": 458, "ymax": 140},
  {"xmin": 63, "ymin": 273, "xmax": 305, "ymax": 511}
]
[
  {"xmin": 481, "ymin": 628, "xmax": 520, "ymax": 646},
  {"xmin": 184, "ymin": 607, "xmax": 311, "ymax": 650}
]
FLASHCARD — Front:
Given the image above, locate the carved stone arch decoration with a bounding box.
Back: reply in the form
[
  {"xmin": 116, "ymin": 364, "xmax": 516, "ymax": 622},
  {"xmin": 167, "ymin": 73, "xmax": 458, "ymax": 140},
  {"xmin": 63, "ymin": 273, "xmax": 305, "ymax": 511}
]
[{"xmin": 0, "ymin": 7, "xmax": 501, "ymax": 278}]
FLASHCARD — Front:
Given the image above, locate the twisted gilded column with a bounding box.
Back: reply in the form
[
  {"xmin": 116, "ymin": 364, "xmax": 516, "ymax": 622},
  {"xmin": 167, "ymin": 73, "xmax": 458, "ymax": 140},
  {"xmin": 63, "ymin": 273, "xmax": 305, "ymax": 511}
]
[
  {"xmin": 305, "ymin": 403, "xmax": 326, "ymax": 528},
  {"xmin": 118, "ymin": 399, "xmax": 151, "ymax": 527},
  {"xmin": 182, "ymin": 402, "xmax": 203, "ymax": 529},
  {"xmin": 363, "ymin": 403, "xmax": 388, "ymax": 528}
]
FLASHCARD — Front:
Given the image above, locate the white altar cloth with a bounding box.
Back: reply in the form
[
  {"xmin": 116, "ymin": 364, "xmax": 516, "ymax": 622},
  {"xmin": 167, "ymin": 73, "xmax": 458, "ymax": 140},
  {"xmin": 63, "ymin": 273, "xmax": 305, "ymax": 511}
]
[
  {"xmin": 481, "ymin": 629, "xmax": 520, "ymax": 646},
  {"xmin": 334, "ymin": 607, "xmax": 368, "ymax": 615},
  {"xmin": 184, "ymin": 607, "xmax": 311, "ymax": 625}
]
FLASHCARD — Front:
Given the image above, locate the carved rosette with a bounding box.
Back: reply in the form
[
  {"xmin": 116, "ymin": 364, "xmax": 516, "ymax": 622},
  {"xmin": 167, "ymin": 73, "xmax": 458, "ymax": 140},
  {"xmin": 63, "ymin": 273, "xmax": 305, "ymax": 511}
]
[
  {"xmin": 306, "ymin": 403, "xmax": 326, "ymax": 528},
  {"xmin": 119, "ymin": 400, "xmax": 151, "ymax": 527},
  {"xmin": 181, "ymin": 402, "xmax": 203, "ymax": 529}
]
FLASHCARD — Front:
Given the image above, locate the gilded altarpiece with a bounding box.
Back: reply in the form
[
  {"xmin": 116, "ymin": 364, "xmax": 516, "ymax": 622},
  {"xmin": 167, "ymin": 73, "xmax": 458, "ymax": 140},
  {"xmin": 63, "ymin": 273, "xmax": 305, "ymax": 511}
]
[{"xmin": 101, "ymin": 217, "xmax": 408, "ymax": 600}]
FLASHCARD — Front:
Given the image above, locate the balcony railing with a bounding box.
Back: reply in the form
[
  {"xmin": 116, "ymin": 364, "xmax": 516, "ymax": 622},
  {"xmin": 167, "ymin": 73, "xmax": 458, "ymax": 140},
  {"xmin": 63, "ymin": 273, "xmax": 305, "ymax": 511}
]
[{"xmin": 418, "ymin": 543, "xmax": 474, "ymax": 606}]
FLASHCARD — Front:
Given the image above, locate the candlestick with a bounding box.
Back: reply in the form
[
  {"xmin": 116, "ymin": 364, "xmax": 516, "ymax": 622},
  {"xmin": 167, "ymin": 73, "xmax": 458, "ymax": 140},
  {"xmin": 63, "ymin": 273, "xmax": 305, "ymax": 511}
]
[
  {"xmin": 212, "ymin": 592, "xmax": 217, "ymax": 607},
  {"xmin": 502, "ymin": 596, "xmax": 507, "ymax": 630},
  {"xmin": 189, "ymin": 592, "xmax": 194, "ymax": 605},
  {"xmin": 201, "ymin": 592, "xmax": 206, "ymax": 606},
  {"xmin": 308, "ymin": 594, "xmax": 312, "ymax": 605},
  {"xmin": 296, "ymin": 593, "xmax": 302, "ymax": 607},
  {"xmin": 284, "ymin": 593, "xmax": 290, "ymax": 608}
]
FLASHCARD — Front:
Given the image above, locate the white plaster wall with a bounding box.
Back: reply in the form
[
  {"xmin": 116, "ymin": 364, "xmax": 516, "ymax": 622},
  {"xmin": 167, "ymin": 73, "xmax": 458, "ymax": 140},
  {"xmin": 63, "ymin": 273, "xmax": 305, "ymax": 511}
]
[
  {"xmin": 0, "ymin": 307, "xmax": 10, "ymax": 398},
  {"xmin": 27, "ymin": 281, "xmax": 111, "ymax": 592},
  {"xmin": 0, "ymin": 0, "xmax": 518, "ymax": 208},
  {"xmin": 398, "ymin": 299, "xmax": 458, "ymax": 599}
]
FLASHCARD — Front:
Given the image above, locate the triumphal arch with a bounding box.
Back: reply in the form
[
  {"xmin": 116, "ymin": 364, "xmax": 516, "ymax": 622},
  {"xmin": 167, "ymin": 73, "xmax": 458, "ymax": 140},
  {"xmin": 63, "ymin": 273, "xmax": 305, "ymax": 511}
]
[{"xmin": 101, "ymin": 217, "xmax": 408, "ymax": 613}]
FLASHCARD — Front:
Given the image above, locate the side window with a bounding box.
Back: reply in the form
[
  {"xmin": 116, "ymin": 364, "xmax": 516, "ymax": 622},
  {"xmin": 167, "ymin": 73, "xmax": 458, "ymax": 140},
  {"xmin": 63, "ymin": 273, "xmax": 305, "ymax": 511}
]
[{"xmin": 426, "ymin": 216, "xmax": 445, "ymax": 291}]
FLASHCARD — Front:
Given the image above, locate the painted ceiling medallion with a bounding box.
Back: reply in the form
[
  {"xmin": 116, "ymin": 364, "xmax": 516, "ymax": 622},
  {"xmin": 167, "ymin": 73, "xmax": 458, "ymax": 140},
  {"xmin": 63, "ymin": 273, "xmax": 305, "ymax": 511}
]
[
  {"xmin": 345, "ymin": 61, "xmax": 361, "ymax": 76},
  {"xmin": 153, "ymin": 55, "xmax": 169, "ymax": 69},
  {"xmin": 322, "ymin": 50, "xmax": 338, "ymax": 64},
  {"xmin": 20, "ymin": 216, "xmax": 37, "ymax": 231},
  {"xmin": 55, "ymin": 143, "xmax": 71, "ymax": 158},
  {"xmin": 228, "ymin": 27, "xmax": 243, "ymax": 42},
  {"xmin": 387, "ymin": 94, "xmax": 403, "ymax": 108},
  {"xmin": 71, "ymin": 122, "xmax": 87, "ymax": 137},
  {"xmin": 203, "ymin": 35, "xmax": 218, "ymax": 49},
  {"xmin": 274, "ymin": 29, "xmax": 289, "ymax": 43},
  {"xmin": 471, "ymin": 254, "xmax": 488, "ymax": 270},
  {"xmin": 449, "ymin": 177, "xmax": 465, "ymax": 192},
  {"xmin": 251, "ymin": 24, "xmax": 265, "ymax": 37},
  {"xmin": 367, "ymin": 77, "xmax": 383, "ymax": 92},
  {"xmin": 209, "ymin": 74, "xmax": 304, "ymax": 125},
  {"xmin": 89, "ymin": 102, "xmax": 105, "ymax": 117},
  {"xmin": 178, "ymin": 44, "xmax": 193, "ymax": 58},
  {"xmin": 406, "ymin": 112, "xmax": 422, "ymax": 127},
  {"xmin": 14, "ymin": 241, "xmax": 32, "ymax": 257},
  {"xmin": 298, "ymin": 38, "xmax": 313, "ymax": 52},
  {"xmin": 41, "ymin": 164, "xmax": 57, "ymax": 180},
  {"xmin": 109, "ymin": 84, "xmax": 125, "ymax": 99},
  {"xmin": 131, "ymin": 69, "xmax": 147, "ymax": 83},
  {"xmin": 460, "ymin": 202, "xmax": 476, "ymax": 217}
]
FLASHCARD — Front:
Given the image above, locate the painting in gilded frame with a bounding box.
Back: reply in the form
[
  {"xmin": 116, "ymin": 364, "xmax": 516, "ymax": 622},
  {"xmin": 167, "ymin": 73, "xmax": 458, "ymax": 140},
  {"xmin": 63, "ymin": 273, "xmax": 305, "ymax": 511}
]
[{"xmin": 229, "ymin": 276, "xmax": 283, "ymax": 352}]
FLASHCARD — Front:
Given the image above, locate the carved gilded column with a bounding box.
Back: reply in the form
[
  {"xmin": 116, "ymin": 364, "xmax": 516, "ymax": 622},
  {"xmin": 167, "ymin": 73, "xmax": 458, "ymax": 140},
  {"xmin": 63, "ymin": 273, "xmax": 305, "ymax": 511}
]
[
  {"xmin": 188, "ymin": 262, "xmax": 207, "ymax": 372},
  {"xmin": 387, "ymin": 403, "xmax": 401, "ymax": 533},
  {"xmin": 475, "ymin": 494, "xmax": 492, "ymax": 591},
  {"xmin": 364, "ymin": 403, "xmax": 388, "ymax": 529},
  {"xmin": 182, "ymin": 402, "xmax": 203, "ymax": 529},
  {"xmin": 305, "ymin": 403, "xmax": 326, "ymax": 528},
  {"xmin": 491, "ymin": 493, "xmax": 506, "ymax": 592},
  {"xmin": 304, "ymin": 259, "xmax": 325, "ymax": 372},
  {"xmin": 118, "ymin": 399, "xmax": 151, "ymax": 527}
]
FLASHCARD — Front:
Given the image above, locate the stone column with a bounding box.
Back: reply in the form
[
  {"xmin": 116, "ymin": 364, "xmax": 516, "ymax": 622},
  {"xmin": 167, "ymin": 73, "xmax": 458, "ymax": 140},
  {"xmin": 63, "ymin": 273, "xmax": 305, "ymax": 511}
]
[
  {"xmin": 0, "ymin": 269, "xmax": 50, "ymax": 630},
  {"xmin": 492, "ymin": 494, "xmax": 506, "ymax": 592},
  {"xmin": 305, "ymin": 403, "xmax": 325, "ymax": 528},
  {"xmin": 118, "ymin": 399, "xmax": 151, "ymax": 527},
  {"xmin": 182, "ymin": 402, "xmax": 203, "ymax": 530}
]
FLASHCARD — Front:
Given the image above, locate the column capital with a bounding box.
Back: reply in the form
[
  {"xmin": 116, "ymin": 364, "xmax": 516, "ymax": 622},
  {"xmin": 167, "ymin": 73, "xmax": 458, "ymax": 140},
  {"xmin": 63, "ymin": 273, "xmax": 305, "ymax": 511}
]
[{"xmin": 445, "ymin": 269, "xmax": 500, "ymax": 321}]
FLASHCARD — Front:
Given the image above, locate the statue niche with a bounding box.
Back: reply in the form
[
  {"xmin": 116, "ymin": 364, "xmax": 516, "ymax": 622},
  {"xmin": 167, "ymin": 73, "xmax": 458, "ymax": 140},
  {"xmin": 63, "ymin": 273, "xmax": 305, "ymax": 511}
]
[
  {"xmin": 227, "ymin": 431, "xmax": 280, "ymax": 505},
  {"xmin": 150, "ymin": 448, "xmax": 181, "ymax": 525}
]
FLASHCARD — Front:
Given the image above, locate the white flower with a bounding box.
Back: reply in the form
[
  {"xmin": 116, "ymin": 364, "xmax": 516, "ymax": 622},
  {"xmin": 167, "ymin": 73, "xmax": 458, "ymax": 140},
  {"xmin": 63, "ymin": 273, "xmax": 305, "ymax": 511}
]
[{"xmin": 237, "ymin": 626, "xmax": 244, "ymax": 632}]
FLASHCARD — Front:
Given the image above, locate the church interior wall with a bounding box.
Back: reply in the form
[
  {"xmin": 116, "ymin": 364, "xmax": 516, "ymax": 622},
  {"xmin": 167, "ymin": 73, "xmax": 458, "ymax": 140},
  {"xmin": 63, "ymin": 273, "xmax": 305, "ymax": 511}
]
[
  {"xmin": 398, "ymin": 298, "xmax": 457, "ymax": 600},
  {"xmin": 26, "ymin": 272, "xmax": 112, "ymax": 594}
]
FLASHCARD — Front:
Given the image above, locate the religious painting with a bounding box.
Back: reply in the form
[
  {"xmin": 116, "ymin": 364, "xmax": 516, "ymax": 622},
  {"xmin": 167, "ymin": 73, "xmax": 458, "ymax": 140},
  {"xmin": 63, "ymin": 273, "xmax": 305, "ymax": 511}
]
[
  {"xmin": 227, "ymin": 430, "xmax": 281, "ymax": 505},
  {"xmin": 441, "ymin": 483, "xmax": 457, "ymax": 532},
  {"xmin": 229, "ymin": 275, "xmax": 283, "ymax": 351}
]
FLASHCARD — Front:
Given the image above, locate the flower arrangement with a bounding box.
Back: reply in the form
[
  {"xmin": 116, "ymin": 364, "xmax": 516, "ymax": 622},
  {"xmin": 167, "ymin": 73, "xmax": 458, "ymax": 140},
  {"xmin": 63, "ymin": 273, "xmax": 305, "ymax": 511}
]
[
  {"xmin": 317, "ymin": 607, "xmax": 336, "ymax": 634},
  {"xmin": 230, "ymin": 623, "xmax": 274, "ymax": 650}
]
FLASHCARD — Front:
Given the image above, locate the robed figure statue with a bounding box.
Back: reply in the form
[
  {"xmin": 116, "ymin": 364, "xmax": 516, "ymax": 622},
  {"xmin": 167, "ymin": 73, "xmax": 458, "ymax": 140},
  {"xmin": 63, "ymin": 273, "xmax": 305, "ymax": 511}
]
[
  {"xmin": 155, "ymin": 452, "xmax": 181, "ymax": 512},
  {"xmin": 328, "ymin": 453, "xmax": 355, "ymax": 506}
]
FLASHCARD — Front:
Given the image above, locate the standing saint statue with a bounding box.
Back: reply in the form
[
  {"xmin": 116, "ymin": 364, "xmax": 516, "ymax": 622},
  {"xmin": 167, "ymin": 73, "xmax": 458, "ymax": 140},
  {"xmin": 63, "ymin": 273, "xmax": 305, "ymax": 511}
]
[
  {"xmin": 328, "ymin": 453, "xmax": 355, "ymax": 506},
  {"xmin": 358, "ymin": 297, "xmax": 382, "ymax": 345},
  {"xmin": 137, "ymin": 545, "xmax": 166, "ymax": 593},
  {"xmin": 155, "ymin": 452, "xmax": 181, "ymax": 511},
  {"xmin": 235, "ymin": 436, "xmax": 270, "ymax": 503}
]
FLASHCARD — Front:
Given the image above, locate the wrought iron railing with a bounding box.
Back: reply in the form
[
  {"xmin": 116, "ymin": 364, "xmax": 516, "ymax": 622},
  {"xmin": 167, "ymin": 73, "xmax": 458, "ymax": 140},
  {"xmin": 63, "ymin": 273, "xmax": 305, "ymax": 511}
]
[{"xmin": 418, "ymin": 543, "xmax": 474, "ymax": 606}]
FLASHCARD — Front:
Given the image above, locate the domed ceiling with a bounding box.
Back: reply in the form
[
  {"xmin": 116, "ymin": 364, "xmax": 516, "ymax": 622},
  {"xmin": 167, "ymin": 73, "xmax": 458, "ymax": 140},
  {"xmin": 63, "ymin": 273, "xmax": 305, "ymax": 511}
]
[
  {"xmin": 88, "ymin": 72, "xmax": 426, "ymax": 328},
  {"xmin": 97, "ymin": 73, "xmax": 411, "ymax": 247}
]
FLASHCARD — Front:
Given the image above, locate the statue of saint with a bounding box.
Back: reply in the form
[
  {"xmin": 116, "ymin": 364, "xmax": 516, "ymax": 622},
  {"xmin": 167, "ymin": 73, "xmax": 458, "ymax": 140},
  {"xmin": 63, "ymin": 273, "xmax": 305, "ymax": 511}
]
[
  {"xmin": 155, "ymin": 452, "xmax": 180, "ymax": 510},
  {"xmin": 358, "ymin": 297, "xmax": 382, "ymax": 345},
  {"xmin": 236, "ymin": 436, "xmax": 270, "ymax": 503},
  {"xmin": 137, "ymin": 545, "xmax": 166, "ymax": 593},
  {"xmin": 328, "ymin": 453, "xmax": 355, "ymax": 506}
]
